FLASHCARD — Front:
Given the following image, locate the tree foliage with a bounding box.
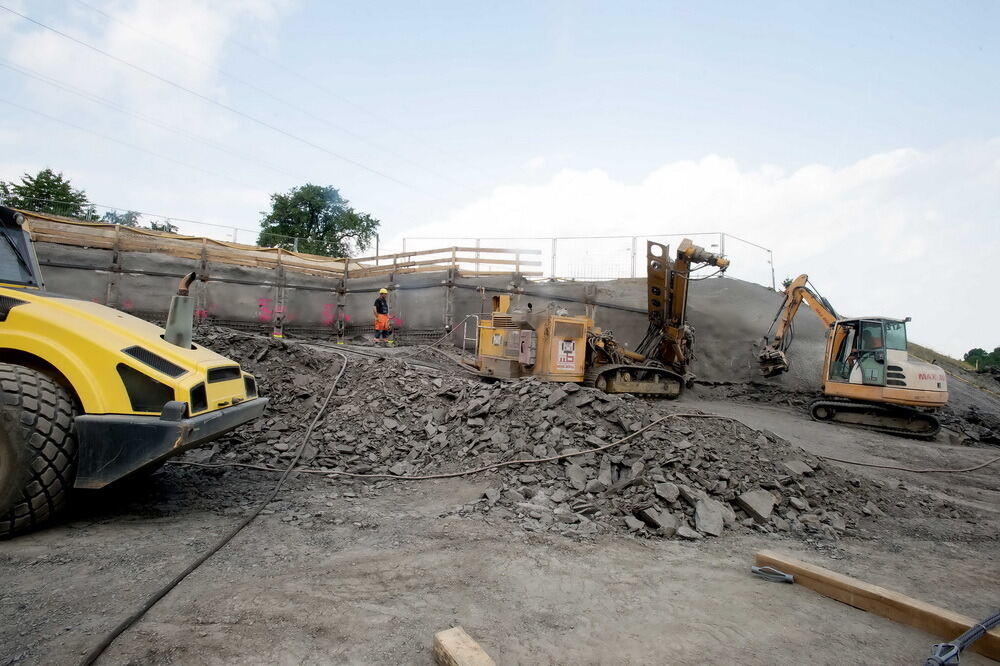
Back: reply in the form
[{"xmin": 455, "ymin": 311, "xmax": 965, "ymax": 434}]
[
  {"xmin": 148, "ymin": 219, "xmax": 179, "ymax": 233},
  {"xmin": 101, "ymin": 209, "xmax": 141, "ymax": 227},
  {"xmin": 964, "ymin": 347, "xmax": 1000, "ymax": 369},
  {"xmin": 257, "ymin": 184, "xmax": 379, "ymax": 257},
  {"xmin": 0, "ymin": 168, "xmax": 96, "ymax": 219}
]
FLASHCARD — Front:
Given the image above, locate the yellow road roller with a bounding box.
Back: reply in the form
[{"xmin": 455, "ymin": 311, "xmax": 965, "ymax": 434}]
[{"xmin": 0, "ymin": 206, "xmax": 268, "ymax": 537}]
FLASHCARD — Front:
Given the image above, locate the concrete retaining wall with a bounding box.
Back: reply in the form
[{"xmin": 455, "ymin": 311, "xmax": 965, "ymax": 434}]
[{"xmin": 34, "ymin": 242, "xmax": 826, "ymax": 388}]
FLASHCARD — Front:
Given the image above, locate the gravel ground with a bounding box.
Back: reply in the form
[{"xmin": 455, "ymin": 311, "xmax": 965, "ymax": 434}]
[{"xmin": 2, "ymin": 364, "xmax": 998, "ymax": 664}]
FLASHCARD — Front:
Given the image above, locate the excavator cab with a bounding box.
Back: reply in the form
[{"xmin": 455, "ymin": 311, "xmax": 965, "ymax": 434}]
[
  {"xmin": 827, "ymin": 318, "xmax": 904, "ymax": 386},
  {"xmin": 820, "ymin": 315, "xmax": 948, "ymax": 421}
]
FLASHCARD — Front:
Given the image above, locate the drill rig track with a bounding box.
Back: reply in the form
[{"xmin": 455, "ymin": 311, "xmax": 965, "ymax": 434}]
[
  {"xmin": 584, "ymin": 364, "xmax": 685, "ymax": 399},
  {"xmin": 809, "ymin": 398, "xmax": 940, "ymax": 439}
]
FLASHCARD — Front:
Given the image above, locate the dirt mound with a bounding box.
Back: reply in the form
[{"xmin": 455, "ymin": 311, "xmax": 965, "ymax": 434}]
[{"xmin": 191, "ymin": 327, "xmax": 974, "ymax": 544}]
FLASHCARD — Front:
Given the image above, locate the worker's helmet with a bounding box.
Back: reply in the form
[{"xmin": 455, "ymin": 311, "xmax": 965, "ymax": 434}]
[{"xmin": 379, "ymin": 288, "xmax": 389, "ymax": 294}]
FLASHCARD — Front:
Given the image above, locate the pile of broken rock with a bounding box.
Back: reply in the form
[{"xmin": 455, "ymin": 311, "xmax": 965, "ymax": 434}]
[{"xmin": 195, "ymin": 328, "xmax": 971, "ymax": 543}]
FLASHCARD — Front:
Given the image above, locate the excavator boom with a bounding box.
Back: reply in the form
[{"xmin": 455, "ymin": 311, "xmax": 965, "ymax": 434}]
[{"xmin": 758, "ymin": 274, "xmax": 840, "ymax": 377}]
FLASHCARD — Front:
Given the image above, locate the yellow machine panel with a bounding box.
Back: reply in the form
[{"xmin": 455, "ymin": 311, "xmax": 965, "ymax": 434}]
[
  {"xmin": 532, "ymin": 315, "xmax": 589, "ymax": 382},
  {"xmin": 475, "ymin": 308, "xmax": 590, "ymax": 382}
]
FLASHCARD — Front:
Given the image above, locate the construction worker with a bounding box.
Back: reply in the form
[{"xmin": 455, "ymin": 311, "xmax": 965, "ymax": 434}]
[{"xmin": 373, "ymin": 288, "xmax": 391, "ymax": 344}]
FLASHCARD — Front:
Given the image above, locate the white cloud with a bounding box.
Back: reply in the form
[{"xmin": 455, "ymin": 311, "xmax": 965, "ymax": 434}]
[
  {"xmin": 4, "ymin": 0, "xmax": 292, "ymax": 135},
  {"xmin": 410, "ymin": 140, "xmax": 1000, "ymax": 358},
  {"xmin": 525, "ymin": 155, "xmax": 546, "ymax": 170}
]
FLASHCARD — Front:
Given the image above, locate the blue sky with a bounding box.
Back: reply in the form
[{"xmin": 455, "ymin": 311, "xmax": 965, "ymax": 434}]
[{"xmin": 1, "ymin": 1, "xmax": 998, "ymax": 356}]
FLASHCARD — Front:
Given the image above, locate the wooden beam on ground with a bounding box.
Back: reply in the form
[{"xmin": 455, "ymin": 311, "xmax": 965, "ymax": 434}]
[
  {"xmin": 755, "ymin": 550, "xmax": 1000, "ymax": 661},
  {"xmin": 433, "ymin": 626, "xmax": 496, "ymax": 666}
]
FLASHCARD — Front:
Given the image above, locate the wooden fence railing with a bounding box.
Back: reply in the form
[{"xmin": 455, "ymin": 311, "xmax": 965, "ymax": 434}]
[{"xmin": 21, "ymin": 211, "xmax": 542, "ymax": 278}]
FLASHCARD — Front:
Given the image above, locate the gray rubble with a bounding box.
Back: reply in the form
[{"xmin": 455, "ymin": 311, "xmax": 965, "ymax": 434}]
[{"xmin": 192, "ymin": 327, "xmax": 976, "ymax": 542}]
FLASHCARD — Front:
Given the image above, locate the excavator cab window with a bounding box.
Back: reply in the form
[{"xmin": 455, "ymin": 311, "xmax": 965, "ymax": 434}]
[
  {"xmin": 883, "ymin": 320, "xmax": 907, "ymax": 351},
  {"xmin": 860, "ymin": 321, "xmax": 884, "ymax": 351},
  {"xmin": 856, "ymin": 320, "xmax": 887, "ymax": 386},
  {"xmin": 828, "ymin": 322, "xmax": 858, "ymax": 383}
]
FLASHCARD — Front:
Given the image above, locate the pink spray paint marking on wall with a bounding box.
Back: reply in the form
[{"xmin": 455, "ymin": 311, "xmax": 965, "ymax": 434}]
[
  {"xmin": 257, "ymin": 298, "xmax": 273, "ymax": 322},
  {"xmin": 195, "ymin": 304, "xmax": 218, "ymax": 321}
]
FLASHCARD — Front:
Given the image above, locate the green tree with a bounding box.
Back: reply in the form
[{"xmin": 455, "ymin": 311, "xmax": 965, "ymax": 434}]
[
  {"xmin": 0, "ymin": 168, "xmax": 97, "ymax": 219},
  {"xmin": 148, "ymin": 219, "xmax": 178, "ymax": 233},
  {"xmin": 101, "ymin": 209, "xmax": 141, "ymax": 227},
  {"xmin": 965, "ymin": 347, "xmax": 1000, "ymax": 369},
  {"xmin": 257, "ymin": 183, "xmax": 379, "ymax": 257}
]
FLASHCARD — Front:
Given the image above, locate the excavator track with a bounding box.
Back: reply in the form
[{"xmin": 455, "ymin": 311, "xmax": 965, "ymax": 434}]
[
  {"xmin": 809, "ymin": 399, "xmax": 940, "ymax": 439},
  {"xmin": 584, "ymin": 364, "xmax": 684, "ymax": 399}
]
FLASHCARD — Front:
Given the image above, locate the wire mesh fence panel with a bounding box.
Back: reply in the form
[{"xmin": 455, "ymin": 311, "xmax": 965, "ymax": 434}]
[
  {"xmin": 551, "ymin": 237, "xmax": 635, "ymax": 279},
  {"xmin": 401, "ymin": 237, "xmax": 556, "ymax": 274},
  {"xmin": 401, "ymin": 232, "xmax": 777, "ymax": 289},
  {"xmin": 718, "ymin": 236, "xmax": 776, "ymax": 290}
]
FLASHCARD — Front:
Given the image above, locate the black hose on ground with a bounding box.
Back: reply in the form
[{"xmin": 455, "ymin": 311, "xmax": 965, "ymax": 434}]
[
  {"xmin": 79, "ymin": 350, "xmax": 349, "ymax": 666},
  {"xmin": 924, "ymin": 610, "xmax": 1000, "ymax": 665}
]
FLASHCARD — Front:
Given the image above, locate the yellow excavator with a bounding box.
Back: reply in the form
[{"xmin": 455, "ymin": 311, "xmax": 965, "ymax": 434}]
[
  {"xmin": 472, "ymin": 239, "xmax": 729, "ymax": 398},
  {"xmin": 0, "ymin": 206, "xmax": 268, "ymax": 537},
  {"xmin": 758, "ymin": 274, "xmax": 947, "ymax": 437}
]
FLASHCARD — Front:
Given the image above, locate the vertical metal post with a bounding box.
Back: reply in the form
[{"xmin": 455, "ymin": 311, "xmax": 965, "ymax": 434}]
[
  {"xmin": 769, "ymin": 249, "xmax": 776, "ymax": 291},
  {"xmin": 550, "ymin": 238, "xmax": 557, "ymax": 278},
  {"xmin": 293, "ymin": 237, "xmax": 299, "ymax": 253},
  {"xmin": 232, "ymin": 227, "xmax": 239, "ymax": 244},
  {"xmin": 335, "ymin": 279, "xmax": 346, "ymax": 344},
  {"xmin": 630, "ymin": 236, "xmax": 637, "ymax": 278},
  {"xmin": 444, "ymin": 269, "xmax": 454, "ymax": 335},
  {"xmin": 719, "ymin": 232, "xmax": 726, "ymax": 258},
  {"xmin": 475, "ymin": 238, "xmax": 480, "ymax": 275},
  {"xmin": 402, "ymin": 237, "xmax": 407, "ymax": 253},
  {"xmin": 375, "ymin": 234, "xmax": 380, "ymax": 266}
]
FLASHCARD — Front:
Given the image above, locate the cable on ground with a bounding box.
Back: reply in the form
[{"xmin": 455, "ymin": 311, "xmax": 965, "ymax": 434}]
[
  {"xmin": 79, "ymin": 350, "xmax": 349, "ymax": 666},
  {"xmin": 814, "ymin": 453, "xmax": 1000, "ymax": 474}
]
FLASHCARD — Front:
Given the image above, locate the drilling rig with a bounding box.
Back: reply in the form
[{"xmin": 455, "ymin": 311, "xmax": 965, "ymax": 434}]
[{"xmin": 472, "ymin": 239, "xmax": 729, "ymax": 398}]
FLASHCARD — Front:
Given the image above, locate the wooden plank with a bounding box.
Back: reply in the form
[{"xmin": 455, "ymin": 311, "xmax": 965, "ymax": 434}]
[
  {"xmin": 352, "ymin": 246, "xmax": 542, "ymax": 263},
  {"xmin": 23, "ymin": 213, "xmax": 541, "ymax": 279},
  {"xmin": 459, "ymin": 270, "xmax": 543, "ymax": 277},
  {"xmin": 755, "ymin": 550, "xmax": 1000, "ymax": 661},
  {"xmin": 351, "ymin": 257, "xmax": 541, "ymax": 277},
  {"xmin": 433, "ymin": 627, "xmax": 495, "ymax": 666}
]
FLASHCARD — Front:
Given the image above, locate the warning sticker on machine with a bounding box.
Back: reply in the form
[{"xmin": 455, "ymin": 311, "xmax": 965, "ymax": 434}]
[{"xmin": 556, "ymin": 339, "xmax": 576, "ymax": 370}]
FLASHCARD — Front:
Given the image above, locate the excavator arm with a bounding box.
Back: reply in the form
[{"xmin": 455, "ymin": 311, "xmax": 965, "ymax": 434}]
[{"xmin": 758, "ymin": 273, "xmax": 840, "ymax": 377}]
